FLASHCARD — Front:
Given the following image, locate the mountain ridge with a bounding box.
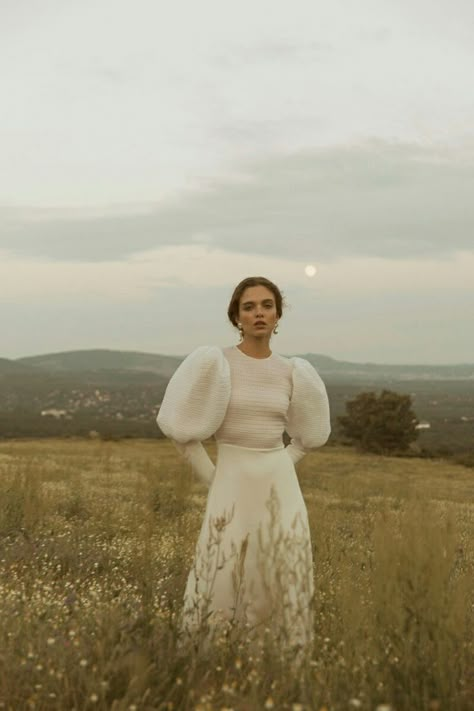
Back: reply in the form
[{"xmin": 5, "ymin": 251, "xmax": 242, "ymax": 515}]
[{"xmin": 3, "ymin": 348, "xmax": 472, "ymax": 381}]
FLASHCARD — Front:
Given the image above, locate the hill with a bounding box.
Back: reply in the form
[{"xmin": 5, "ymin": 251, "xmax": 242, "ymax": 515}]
[
  {"xmin": 0, "ymin": 358, "xmax": 39, "ymax": 375},
  {"xmin": 300, "ymin": 353, "xmax": 474, "ymax": 382},
  {"xmin": 17, "ymin": 349, "xmax": 181, "ymax": 378},
  {"xmin": 14, "ymin": 348, "xmax": 474, "ymax": 382},
  {"xmin": 1, "ymin": 348, "xmax": 472, "ymax": 451}
]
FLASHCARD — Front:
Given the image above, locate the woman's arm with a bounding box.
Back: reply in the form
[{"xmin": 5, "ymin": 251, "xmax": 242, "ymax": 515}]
[
  {"xmin": 172, "ymin": 440, "xmax": 216, "ymax": 487},
  {"xmin": 156, "ymin": 345, "xmax": 231, "ymax": 486},
  {"xmin": 285, "ymin": 357, "xmax": 331, "ymax": 464}
]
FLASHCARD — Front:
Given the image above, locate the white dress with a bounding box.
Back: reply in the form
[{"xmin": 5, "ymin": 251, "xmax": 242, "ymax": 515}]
[{"xmin": 157, "ymin": 345, "xmax": 331, "ymax": 656}]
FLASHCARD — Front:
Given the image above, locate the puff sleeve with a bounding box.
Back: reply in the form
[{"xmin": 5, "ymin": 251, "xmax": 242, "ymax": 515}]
[
  {"xmin": 156, "ymin": 345, "xmax": 231, "ymax": 486},
  {"xmin": 285, "ymin": 357, "xmax": 331, "ymax": 465}
]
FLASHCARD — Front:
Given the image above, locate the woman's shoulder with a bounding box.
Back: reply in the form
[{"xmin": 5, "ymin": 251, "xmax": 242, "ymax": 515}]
[
  {"xmin": 273, "ymin": 353, "xmax": 311, "ymax": 372},
  {"xmin": 285, "ymin": 354, "xmax": 318, "ymax": 370},
  {"xmin": 287, "ymin": 356, "xmax": 327, "ymax": 393},
  {"xmin": 186, "ymin": 344, "xmax": 224, "ymax": 356},
  {"xmin": 270, "ymin": 352, "xmax": 293, "ymax": 375},
  {"xmin": 181, "ymin": 344, "xmax": 226, "ymax": 365},
  {"xmin": 170, "ymin": 345, "xmax": 230, "ymax": 384}
]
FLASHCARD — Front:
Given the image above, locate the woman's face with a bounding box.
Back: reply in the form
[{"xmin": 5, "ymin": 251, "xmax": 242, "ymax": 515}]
[{"xmin": 238, "ymin": 285, "xmax": 279, "ymax": 338}]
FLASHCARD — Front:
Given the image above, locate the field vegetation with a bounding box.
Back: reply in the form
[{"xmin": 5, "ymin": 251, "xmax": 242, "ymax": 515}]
[{"xmin": 0, "ymin": 439, "xmax": 473, "ymax": 710}]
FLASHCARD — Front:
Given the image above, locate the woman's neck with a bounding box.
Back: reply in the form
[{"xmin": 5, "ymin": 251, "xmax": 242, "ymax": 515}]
[{"xmin": 237, "ymin": 337, "xmax": 272, "ymax": 359}]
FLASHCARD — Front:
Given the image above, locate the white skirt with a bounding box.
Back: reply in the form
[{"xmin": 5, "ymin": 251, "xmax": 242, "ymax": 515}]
[{"xmin": 179, "ymin": 442, "xmax": 314, "ymax": 656}]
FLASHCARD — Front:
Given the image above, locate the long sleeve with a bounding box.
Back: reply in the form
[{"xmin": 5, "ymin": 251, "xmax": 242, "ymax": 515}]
[
  {"xmin": 285, "ymin": 357, "xmax": 331, "ymax": 465},
  {"xmin": 172, "ymin": 441, "xmax": 216, "ymax": 487},
  {"xmin": 156, "ymin": 345, "xmax": 231, "ymax": 486}
]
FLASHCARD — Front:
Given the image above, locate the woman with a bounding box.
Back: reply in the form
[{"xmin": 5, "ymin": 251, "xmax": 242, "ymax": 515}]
[{"xmin": 156, "ymin": 276, "xmax": 331, "ymax": 658}]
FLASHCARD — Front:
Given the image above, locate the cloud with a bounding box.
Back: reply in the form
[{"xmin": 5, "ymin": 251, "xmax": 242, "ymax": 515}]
[
  {"xmin": 0, "ymin": 246, "xmax": 309, "ymax": 302},
  {"xmin": 0, "ymin": 242, "xmax": 472, "ymax": 304},
  {"xmin": 1, "ymin": 140, "xmax": 473, "ymax": 263},
  {"xmin": 213, "ymin": 39, "xmax": 333, "ymax": 67}
]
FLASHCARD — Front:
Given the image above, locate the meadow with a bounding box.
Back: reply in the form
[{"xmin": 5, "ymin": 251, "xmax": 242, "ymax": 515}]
[{"xmin": 0, "ymin": 438, "xmax": 473, "ymax": 711}]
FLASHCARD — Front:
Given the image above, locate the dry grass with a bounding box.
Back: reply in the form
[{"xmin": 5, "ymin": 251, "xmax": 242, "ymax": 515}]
[{"xmin": 0, "ymin": 438, "xmax": 473, "ymax": 710}]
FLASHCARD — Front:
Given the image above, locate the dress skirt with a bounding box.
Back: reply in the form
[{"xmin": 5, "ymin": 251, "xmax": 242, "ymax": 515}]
[{"xmin": 179, "ymin": 442, "xmax": 315, "ymax": 656}]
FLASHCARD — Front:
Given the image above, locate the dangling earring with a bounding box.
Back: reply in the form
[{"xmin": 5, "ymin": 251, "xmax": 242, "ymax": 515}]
[
  {"xmin": 273, "ymin": 321, "xmax": 279, "ymax": 335},
  {"xmin": 237, "ymin": 322, "xmax": 244, "ymax": 341}
]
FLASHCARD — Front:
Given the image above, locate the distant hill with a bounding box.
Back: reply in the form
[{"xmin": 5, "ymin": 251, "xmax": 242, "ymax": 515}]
[
  {"xmin": 299, "ymin": 353, "xmax": 474, "ymax": 382},
  {"xmin": 1, "ymin": 349, "xmax": 473, "ymax": 451},
  {"xmin": 17, "ymin": 349, "xmax": 181, "ymax": 379},
  {"xmin": 0, "ymin": 358, "xmax": 39, "ymax": 375},
  {"xmin": 11, "ymin": 348, "xmax": 474, "ymax": 382}
]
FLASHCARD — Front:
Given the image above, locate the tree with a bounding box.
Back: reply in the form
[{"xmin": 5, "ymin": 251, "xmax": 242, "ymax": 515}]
[{"xmin": 337, "ymin": 389, "xmax": 419, "ymax": 454}]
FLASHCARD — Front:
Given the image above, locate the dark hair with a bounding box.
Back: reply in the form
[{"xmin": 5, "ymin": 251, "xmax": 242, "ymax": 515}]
[{"xmin": 227, "ymin": 276, "xmax": 286, "ymax": 328}]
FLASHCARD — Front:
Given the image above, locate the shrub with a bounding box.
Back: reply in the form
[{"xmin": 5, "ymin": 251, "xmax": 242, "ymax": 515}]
[{"xmin": 337, "ymin": 389, "xmax": 419, "ymax": 454}]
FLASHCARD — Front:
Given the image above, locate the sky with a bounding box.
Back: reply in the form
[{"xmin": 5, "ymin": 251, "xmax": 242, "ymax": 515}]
[{"xmin": 1, "ymin": 0, "xmax": 473, "ymax": 364}]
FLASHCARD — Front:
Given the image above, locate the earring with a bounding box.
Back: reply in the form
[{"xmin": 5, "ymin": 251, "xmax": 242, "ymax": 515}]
[
  {"xmin": 273, "ymin": 322, "xmax": 279, "ymax": 334},
  {"xmin": 237, "ymin": 322, "xmax": 244, "ymax": 340}
]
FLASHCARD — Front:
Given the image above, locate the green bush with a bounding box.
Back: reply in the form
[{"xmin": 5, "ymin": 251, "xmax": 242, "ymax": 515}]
[{"xmin": 337, "ymin": 389, "xmax": 419, "ymax": 453}]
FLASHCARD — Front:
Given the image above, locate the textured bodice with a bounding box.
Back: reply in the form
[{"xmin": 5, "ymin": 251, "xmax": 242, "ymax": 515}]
[{"xmin": 214, "ymin": 346, "xmax": 293, "ymax": 448}]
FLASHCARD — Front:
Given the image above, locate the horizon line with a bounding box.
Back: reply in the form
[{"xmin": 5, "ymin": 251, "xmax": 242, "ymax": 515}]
[{"xmin": 4, "ymin": 347, "xmax": 473, "ymax": 369}]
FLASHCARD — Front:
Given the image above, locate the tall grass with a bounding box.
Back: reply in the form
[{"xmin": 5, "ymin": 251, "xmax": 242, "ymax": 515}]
[{"xmin": 0, "ymin": 439, "xmax": 472, "ymax": 710}]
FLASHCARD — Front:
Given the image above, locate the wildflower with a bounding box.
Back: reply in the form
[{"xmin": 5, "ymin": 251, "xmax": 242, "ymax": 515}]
[
  {"xmin": 47, "ymin": 637, "xmax": 55, "ymax": 646},
  {"xmin": 234, "ymin": 658, "xmax": 242, "ymax": 670},
  {"xmin": 264, "ymin": 698, "xmax": 274, "ymax": 709},
  {"xmin": 292, "ymin": 704, "xmax": 304, "ymax": 711},
  {"xmin": 90, "ymin": 693, "xmax": 98, "ymax": 703},
  {"xmin": 79, "ymin": 659, "xmax": 88, "ymax": 667},
  {"xmin": 349, "ymin": 701, "xmax": 362, "ymax": 709}
]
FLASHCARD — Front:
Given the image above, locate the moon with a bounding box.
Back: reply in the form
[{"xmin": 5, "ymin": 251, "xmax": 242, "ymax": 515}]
[{"xmin": 304, "ymin": 264, "xmax": 317, "ymax": 277}]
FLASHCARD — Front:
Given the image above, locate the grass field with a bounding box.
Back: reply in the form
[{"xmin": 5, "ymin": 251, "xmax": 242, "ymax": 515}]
[{"xmin": 0, "ymin": 438, "xmax": 473, "ymax": 710}]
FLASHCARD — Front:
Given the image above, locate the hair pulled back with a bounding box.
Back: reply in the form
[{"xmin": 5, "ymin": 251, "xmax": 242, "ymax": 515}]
[{"xmin": 227, "ymin": 276, "xmax": 285, "ymax": 328}]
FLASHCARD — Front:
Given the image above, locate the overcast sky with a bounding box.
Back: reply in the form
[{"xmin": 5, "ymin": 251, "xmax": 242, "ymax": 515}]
[{"xmin": 1, "ymin": 0, "xmax": 473, "ymax": 364}]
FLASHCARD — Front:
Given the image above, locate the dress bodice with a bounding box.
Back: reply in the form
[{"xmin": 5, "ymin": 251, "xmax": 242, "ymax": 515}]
[{"xmin": 214, "ymin": 346, "xmax": 293, "ymax": 448}]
